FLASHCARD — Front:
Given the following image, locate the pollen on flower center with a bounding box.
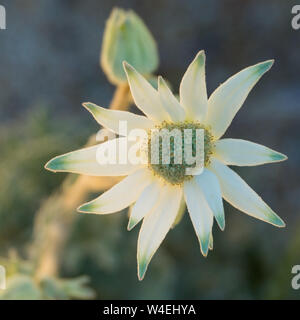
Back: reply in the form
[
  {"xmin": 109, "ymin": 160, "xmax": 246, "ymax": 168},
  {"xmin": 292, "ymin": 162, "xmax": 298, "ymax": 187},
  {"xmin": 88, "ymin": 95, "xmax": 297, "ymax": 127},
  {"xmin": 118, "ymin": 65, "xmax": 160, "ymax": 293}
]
[{"xmin": 147, "ymin": 121, "xmax": 214, "ymax": 185}]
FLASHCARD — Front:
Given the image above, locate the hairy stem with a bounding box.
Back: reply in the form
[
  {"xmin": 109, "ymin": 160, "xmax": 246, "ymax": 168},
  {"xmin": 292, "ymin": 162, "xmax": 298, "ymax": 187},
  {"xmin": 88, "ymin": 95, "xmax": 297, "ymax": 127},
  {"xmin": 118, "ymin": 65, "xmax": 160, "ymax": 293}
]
[{"xmin": 32, "ymin": 83, "xmax": 132, "ymax": 280}]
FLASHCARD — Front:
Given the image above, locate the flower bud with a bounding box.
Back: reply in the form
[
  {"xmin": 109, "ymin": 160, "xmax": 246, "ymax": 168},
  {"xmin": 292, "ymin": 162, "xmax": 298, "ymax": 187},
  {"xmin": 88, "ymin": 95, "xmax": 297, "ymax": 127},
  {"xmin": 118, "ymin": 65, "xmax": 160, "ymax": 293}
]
[{"xmin": 101, "ymin": 8, "xmax": 159, "ymax": 85}]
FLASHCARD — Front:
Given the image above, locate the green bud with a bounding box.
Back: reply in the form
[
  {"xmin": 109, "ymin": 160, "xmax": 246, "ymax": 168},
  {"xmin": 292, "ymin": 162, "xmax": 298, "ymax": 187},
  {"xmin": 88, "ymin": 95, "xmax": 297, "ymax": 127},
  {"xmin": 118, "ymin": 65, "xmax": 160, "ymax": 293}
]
[{"xmin": 101, "ymin": 8, "xmax": 159, "ymax": 85}]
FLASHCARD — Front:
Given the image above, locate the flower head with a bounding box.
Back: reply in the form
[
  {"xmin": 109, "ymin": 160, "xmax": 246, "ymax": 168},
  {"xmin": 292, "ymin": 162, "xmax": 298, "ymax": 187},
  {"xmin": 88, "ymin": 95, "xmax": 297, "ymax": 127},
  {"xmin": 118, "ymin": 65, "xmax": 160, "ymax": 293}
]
[{"xmin": 46, "ymin": 51, "xmax": 287, "ymax": 280}]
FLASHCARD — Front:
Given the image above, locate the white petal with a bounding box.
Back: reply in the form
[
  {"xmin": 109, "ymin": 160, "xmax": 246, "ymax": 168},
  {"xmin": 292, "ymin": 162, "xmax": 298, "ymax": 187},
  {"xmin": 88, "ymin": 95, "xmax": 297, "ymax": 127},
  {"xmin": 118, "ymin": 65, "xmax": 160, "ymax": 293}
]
[
  {"xmin": 137, "ymin": 185, "xmax": 182, "ymax": 280},
  {"xmin": 128, "ymin": 179, "xmax": 162, "ymax": 230},
  {"xmin": 83, "ymin": 102, "xmax": 154, "ymax": 135},
  {"xmin": 195, "ymin": 169, "xmax": 225, "ymax": 230},
  {"xmin": 78, "ymin": 168, "xmax": 152, "ymax": 214},
  {"xmin": 209, "ymin": 159, "xmax": 285, "ymax": 227},
  {"xmin": 179, "ymin": 50, "xmax": 208, "ymax": 121},
  {"xmin": 183, "ymin": 178, "xmax": 214, "ymax": 256},
  {"xmin": 158, "ymin": 76, "xmax": 185, "ymax": 122},
  {"xmin": 171, "ymin": 194, "xmax": 186, "ymax": 229},
  {"xmin": 123, "ymin": 62, "xmax": 170, "ymax": 121},
  {"xmin": 45, "ymin": 137, "xmax": 143, "ymax": 176},
  {"xmin": 213, "ymin": 138, "xmax": 287, "ymax": 166},
  {"xmin": 206, "ymin": 60, "xmax": 274, "ymax": 139}
]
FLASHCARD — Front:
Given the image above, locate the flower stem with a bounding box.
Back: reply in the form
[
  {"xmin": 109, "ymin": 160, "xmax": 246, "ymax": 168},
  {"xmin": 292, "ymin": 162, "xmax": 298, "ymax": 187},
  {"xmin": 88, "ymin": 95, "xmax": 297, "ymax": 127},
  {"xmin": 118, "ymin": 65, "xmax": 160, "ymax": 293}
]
[{"xmin": 31, "ymin": 83, "xmax": 132, "ymax": 281}]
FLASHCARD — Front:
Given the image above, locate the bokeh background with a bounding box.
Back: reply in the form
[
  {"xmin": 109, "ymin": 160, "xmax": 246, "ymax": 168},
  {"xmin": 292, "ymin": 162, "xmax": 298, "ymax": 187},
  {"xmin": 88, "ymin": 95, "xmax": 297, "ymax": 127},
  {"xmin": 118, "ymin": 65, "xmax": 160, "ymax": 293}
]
[{"xmin": 0, "ymin": 0, "xmax": 299, "ymax": 299}]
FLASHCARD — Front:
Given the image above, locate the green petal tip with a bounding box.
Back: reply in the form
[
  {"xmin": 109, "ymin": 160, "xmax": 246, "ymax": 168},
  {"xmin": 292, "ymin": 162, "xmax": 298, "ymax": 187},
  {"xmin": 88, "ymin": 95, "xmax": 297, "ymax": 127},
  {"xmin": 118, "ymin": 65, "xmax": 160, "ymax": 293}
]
[
  {"xmin": 195, "ymin": 50, "xmax": 205, "ymax": 65},
  {"xmin": 82, "ymin": 102, "xmax": 100, "ymax": 114},
  {"xmin": 270, "ymin": 152, "xmax": 288, "ymax": 162},
  {"xmin": 217, "ymin": 217, "xmax": 225, "ymax": 231},
  {"xmin": 138, "ymin": 257, "xmax": 148, "ymax": 281},
  {"xmin": 200, "ymin": 237, "xmax": 210, "ymax": 257},
  {"xmin": 127, "ymin": 219, "xmax": 136, "ymax": 231},
  {"xmin": 77, "ymin": 202, "xmax": 96, "ymax": 214},
  {"xmin": 272, "ymin": 215, "xmax": 286, "ymax": 228},
  {"xmin": 123, "ymin": 61, "xmax": 134, "ymax": 74},
  {"xmin": 82, "ymin": 102, "xmax": 94, "ymax": 109},
  {"xmin": 44, "ymin": 156, "xmax": 66, "ymax": 172},
  {"xmin": 258, "ymin": 59, "xmax": 274, "ymax": 73}
]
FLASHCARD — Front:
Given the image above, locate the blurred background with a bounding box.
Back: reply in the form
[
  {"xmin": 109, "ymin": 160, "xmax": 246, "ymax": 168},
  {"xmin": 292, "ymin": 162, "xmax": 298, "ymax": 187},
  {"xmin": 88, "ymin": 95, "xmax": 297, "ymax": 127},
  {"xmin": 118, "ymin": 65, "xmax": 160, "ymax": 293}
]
[{"xmin": 0, "ymin": 0, "xmax": 299, "ymax": 299}]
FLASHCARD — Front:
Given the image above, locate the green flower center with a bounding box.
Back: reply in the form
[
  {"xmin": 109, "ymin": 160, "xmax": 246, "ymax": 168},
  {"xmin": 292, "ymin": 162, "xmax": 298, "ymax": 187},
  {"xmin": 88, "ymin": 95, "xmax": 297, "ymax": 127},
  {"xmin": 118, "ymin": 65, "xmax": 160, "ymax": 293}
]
[{"xmin": 147, "ymin": 121, "xmax": 214, "ymax": 185}]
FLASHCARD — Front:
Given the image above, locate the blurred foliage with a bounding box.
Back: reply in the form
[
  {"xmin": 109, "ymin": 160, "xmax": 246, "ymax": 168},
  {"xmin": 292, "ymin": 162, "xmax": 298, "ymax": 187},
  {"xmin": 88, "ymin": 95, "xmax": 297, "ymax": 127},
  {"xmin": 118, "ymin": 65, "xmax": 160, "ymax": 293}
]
[
  {"xmin": 0, "ymin": 274, "xmax": 95, "ymax": 300},
  {"xmin": 0, "ymin": 253, "xmax": 95, "ymax": 299},
  {"xmin": 0, "ymin": 107, "xmax": 90, "ymax": 252}
]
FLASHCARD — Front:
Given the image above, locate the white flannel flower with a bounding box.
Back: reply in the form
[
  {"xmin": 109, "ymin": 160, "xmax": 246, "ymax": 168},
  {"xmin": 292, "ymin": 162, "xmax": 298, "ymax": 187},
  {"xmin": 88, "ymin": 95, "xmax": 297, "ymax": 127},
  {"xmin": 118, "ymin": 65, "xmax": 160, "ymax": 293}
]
[{"xmin": 46, "ymin": 51, "xmax": 287, "ymax": 280}]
